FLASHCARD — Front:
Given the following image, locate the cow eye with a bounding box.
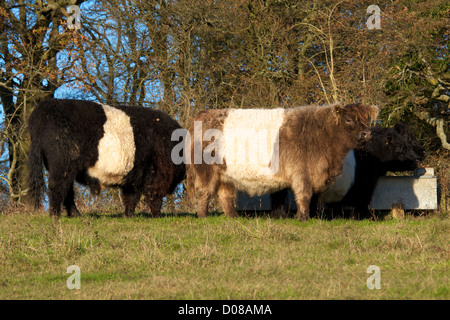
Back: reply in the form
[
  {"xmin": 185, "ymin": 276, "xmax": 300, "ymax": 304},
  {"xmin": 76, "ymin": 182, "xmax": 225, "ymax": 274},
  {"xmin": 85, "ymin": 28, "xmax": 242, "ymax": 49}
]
[{"xmin": 345, "ymin": 117, "xmax": 353, "ymax": 124}]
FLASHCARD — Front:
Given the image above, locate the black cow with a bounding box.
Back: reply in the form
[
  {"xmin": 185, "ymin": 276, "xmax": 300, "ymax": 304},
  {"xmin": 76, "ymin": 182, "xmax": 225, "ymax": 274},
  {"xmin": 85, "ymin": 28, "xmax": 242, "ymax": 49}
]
[
  {"xmin": 27, "ymin": 98, "xmax": 185, "ymax": 217},
  {"xmin": 312, "ymin": 123, "xmax": 426, "ymax": 218}
]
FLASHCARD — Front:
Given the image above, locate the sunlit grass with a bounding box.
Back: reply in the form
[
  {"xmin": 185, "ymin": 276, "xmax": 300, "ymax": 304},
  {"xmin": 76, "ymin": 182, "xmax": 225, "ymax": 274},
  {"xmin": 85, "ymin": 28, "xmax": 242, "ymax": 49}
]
[{"xmin": 0, "ymin": 209, "xmax": 448, "ymax": 299}]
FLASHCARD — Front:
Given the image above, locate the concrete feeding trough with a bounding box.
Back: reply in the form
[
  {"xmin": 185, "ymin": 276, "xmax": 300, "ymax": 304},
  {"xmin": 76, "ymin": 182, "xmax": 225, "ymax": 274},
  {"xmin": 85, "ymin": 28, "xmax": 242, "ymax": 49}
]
[
  {"xmin": 368, "ymin": 167, "xmax": 438, "ymax": 210},
  {"xmin": 236, "ymin": 168, "xmax": 438, "ymax": 212}
]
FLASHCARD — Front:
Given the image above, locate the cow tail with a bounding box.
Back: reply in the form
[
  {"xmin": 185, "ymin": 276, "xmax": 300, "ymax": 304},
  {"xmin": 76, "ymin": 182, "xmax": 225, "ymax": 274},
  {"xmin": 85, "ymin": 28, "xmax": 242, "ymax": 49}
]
[
  {"xmin": 26, "ymin": 139, "xmax": 45, "ymax": 209},
  {"xmin": 186, "ymin": 164, "xmax": 196, "ymax": 205}
]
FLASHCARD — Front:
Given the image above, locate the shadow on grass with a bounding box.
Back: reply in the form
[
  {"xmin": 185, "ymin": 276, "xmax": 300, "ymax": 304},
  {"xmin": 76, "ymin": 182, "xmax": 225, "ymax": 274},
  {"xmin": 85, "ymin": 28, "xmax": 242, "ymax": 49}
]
[
  {"xmin": 81, "ymin": 210, "xmax": 207, "ymax": 219},
  {"xmin": 63, "ymin": 207, "xmax": 438, "ymax": 221},
  {"xmin": 239, "ymin": 208, "xmax": 393, "ymax": 221},
  {"xmin": 307, "ymin": 208, "xmax": 437, "ymax": 221},
  {"xmin": 81, "ymin": 209, "xmax": 275, "ymax": 219}
]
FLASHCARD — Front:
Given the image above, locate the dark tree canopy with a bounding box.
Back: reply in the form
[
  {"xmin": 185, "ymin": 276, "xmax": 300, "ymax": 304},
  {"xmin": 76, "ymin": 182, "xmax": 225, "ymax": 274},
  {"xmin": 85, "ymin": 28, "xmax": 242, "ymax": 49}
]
[{"xmin": 0, "ymin": 0, "xmax": 448, "ymax": 210}]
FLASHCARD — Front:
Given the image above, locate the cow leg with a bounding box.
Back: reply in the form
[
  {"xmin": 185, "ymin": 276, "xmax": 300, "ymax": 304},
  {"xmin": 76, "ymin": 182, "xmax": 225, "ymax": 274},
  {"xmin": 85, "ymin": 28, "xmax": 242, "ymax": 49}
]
[
  {"xmin": 143, "ymin": 174, "xmax": 165, "ymax": 218},
  {"xmin": 196, "ymin": 190, "xmax": 211, "ymax": 218},
  {"xmin": 63, "ymin": 185, "xmax": 80, "ymax": 217},
  {"xmin": 147, "ymin": 196, "xmax": 163, "ymax": 218},
  {"xmin": 142, "ymin": 190, "xmax": 163, "ymax": 217},
  {"xmin": 217, "ymin": 183, "xmax": 237, "ymax": 218},
  {"xmin": 48, "ymin": 169, "xmax": 75, "ymax": 218},
  {"xmin": 271, "ymin": 189, "xmax": 288, "ymax": 218},
  {"xmin": 194, "ymin": 169, "xmax": 220, "ymax": 218},
  {"xmin": 308, "ymin": 194, "xmax": 319, "ymax": 218},
  {"xmin": 294, "ymin": 194, "xmax": 312, "ymax": 221},
  {"xmin": 121, "ymin": 187, "xmax": 141, "ymax": 217},
  {"xmin": 48, "ymin": 185, "xmax": 63, "ymax": 217},
  {"xmin": 291, "ymin": 180, "xmax": 313, "ymax": 221}
]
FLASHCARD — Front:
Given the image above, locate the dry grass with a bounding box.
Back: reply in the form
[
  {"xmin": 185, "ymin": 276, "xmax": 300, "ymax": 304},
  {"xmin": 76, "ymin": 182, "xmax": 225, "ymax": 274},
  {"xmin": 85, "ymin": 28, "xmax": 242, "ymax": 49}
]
[{"xmin": 0, "ymin": 207, "xmax": 448, "ymax": 300}]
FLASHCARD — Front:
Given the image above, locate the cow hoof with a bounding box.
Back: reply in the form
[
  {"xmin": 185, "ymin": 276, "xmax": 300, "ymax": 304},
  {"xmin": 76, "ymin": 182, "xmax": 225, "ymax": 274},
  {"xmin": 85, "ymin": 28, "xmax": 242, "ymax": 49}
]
[
  {"xmin": 296, "ymin": 214, "xmax": 309, "ymax": 222},
  {"xmin": 49, "ymin": 209, "xmax": 61, "ymax": 218},
  {"xmin": 68, "ymin": 209, "xmax": 81, "ymax": 217},
  {"xmin": 225, "ymin": 212, "xmax": 239, "ymax": 218}
]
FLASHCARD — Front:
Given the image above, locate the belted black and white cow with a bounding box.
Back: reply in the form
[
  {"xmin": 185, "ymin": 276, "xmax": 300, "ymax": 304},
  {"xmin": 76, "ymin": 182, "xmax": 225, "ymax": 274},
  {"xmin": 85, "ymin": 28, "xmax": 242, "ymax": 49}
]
[
  {"xmin": 27, "ymin": 98, "xmax": 185, "ymax": 217},
  {"xmin": 186, "ymin": 103, "xmax": 379, "ymax": 220},
  {"xmin": 311, "ymin": 123, "xmax": 426, "ymax": 218}
]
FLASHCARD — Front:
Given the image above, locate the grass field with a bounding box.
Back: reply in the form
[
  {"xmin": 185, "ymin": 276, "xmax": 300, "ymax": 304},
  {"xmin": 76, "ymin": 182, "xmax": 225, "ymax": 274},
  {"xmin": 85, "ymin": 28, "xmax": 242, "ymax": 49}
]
[{"xmin": 0, "ymin": 209, "xmax": 448, "ymax": 300}]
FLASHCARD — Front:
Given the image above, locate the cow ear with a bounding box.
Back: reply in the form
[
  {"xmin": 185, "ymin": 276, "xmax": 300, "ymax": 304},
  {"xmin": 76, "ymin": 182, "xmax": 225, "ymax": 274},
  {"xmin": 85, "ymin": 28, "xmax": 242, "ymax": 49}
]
[
  {"xmin": 334, "ymin": 105, "xmax": 345, "ymax": 118},
  {"xmin": 368, "ymin": 105, "xmax": 379, "ymax": 122}
]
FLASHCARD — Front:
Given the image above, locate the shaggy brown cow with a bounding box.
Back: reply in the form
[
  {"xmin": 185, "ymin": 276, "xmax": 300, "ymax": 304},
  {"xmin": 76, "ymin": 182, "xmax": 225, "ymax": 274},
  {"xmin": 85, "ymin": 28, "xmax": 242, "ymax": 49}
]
[{"xmin": 186, "ymin": 103, "xmax": 379, "ymax": 220}]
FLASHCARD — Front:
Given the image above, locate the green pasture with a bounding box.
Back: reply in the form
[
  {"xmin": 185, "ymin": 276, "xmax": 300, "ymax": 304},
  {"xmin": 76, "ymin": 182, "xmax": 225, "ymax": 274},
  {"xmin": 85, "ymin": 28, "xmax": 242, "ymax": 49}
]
[{"xmin": 0, "ymin": 210, "xmax": 448, "ymax": 299}]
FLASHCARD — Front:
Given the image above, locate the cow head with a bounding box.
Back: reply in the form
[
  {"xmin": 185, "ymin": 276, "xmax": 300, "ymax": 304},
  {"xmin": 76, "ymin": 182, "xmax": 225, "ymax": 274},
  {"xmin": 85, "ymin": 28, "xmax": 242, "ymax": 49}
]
[
  {"xmin": 393, "ymin": 122, "xmax": 427, "ymax": 160},
  {"xmin": 363, "ymin": 123, "xmax": 426, "ymax": 171},
  {"xmin": 334, "ymin": 103, "xmax": 379, "ymax": 146}
]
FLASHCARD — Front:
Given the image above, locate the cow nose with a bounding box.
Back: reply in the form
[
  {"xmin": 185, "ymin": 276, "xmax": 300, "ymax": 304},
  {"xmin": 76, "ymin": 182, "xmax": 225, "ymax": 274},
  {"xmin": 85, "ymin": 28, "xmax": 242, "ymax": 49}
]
[{"xmin": 359, "ymin": 129, "xmax": 371, "ymax": 142}]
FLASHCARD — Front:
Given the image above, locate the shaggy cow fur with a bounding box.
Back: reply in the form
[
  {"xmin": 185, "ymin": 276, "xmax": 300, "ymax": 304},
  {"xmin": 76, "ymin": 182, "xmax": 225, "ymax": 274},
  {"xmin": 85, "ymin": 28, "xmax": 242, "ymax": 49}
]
[
  {"xmin": 186, "ymin": 103, "xmax": 379, "ymax": 220},
  {"xmin": 27, "ymin": 98, "xmax": 185, "ymax": 217},
  {"xmin": 311, "ymin": 123, "xmax": 426, "ymax": 218}
]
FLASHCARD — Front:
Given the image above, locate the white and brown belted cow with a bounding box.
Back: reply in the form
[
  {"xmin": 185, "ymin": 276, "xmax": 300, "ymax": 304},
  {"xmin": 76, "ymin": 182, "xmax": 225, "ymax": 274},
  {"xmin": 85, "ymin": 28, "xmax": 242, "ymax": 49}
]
[{"xmin": 186, "ymin": 103, "xmax": 379, "ymax": 220}]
